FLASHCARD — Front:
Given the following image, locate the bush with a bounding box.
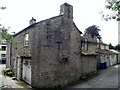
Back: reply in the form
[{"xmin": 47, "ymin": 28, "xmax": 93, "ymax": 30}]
[
  {"xmin": 5, "ymin": 68, "xmax": 11, "ymax": 72},
  {"xmin": 2, "ymin": 68, "xmax": 14, "ymax": 77}
]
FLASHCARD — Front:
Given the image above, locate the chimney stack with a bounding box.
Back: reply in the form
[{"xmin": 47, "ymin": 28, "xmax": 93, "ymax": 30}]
[{"xmin": 60, "ymin": 3, "xmax": 73, "ymax": 19}]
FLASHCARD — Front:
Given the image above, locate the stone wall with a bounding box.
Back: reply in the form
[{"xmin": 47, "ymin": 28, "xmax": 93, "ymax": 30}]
[
  {"xmin": 6, "ymin": 3, "xmax": 99, "ymax": 88},
  {"xmin": 81, "ymin": 55, "xmax": 97, "ymax": 76},
  {"xmin": 31, "ymin": 15, "xmax": 82, "ymax": 88},
  {"xmin": 6, "ymin": 43, "xmax": 11, "ymax": 67},
  {"xmin": 7, "ymin": 25, "xmax": 35, "ymax": 78},
  {"xmin": 118, "ymin": 53, "xmax": 120, "ymax": 64},
  {"xmin": 87, "ymin": 43, "xmax": 97, "ymax": 53}
]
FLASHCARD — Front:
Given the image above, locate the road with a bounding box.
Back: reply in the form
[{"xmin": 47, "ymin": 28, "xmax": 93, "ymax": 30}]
[
  {"xmin": 0, "ymin": 64, "xmax": 6, "ymax": 74},
  {"xmin": 70, "ymin": 65, "xmax": 119, "ymax": 88},
  {"xmin": 0, "ymin": 64, "xmax": 23, "ymax": 89},
  {"xmin": 0, "ymin": 64, "xmax": 119, "ymax": 89}
]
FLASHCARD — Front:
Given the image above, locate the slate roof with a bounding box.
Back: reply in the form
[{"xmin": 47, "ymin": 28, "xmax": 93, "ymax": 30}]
[
  {"xmin": 81, "ymin": 52, "xmax": 97, "ymax": 56},
  {"xmin": 13, "ymin": 14, "xmax": 82, "ymax": 37},
  {"xmin": 81, "ymin": 36, "xmax": 97, "ymax": 43},
  {"xmin": 73, "ymin": 22, "xmax": 82, "ymax": 34},
  {"xmin": 97, "ymin": 49, "xmax": 118, "ymax": 55},
  {"xmin": 13, "ymin": 15, "xmax": 63, "ymax": 37},
  {"xmin": 81, "ymin": 36, "xmax": 109, "ymax": 46}
]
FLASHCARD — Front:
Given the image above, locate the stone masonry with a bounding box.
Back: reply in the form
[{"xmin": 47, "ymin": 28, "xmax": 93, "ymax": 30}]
[
  {"xmin": 31, "ymin": 3, "xmax": 83, "ymax": 88},
  {"xmin": 6, "ymin": 3, "xmax": 97, "ymax": 88}
]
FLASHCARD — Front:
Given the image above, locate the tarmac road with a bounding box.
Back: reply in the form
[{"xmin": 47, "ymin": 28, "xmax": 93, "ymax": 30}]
[{"xmin": 70, "ymin": 65, "xmax": 119, "ymax": 88}]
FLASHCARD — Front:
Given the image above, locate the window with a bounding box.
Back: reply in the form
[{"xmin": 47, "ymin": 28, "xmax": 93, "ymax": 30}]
[
  {"xmin": 105, "ymin": 45, "xmax": 109, "ymax": 50},
  {"xmin": 81, "ymin": 41, "xmax": 85, "ymax": 50},
  {"xmin": 1, "ymin": 54, "xmax": 6, "ymax": 57},
  {"xmin": 1, "ymin": 54, "xmax": 6, "ymax": 60},
  {"xmin": 1, "ymin": 46, "xmax": 6, "ymax": 51},
  {"xmin": 97, "ymin": 44, "xmax": 99, "ymax": 49},
  {"xmin": 84, "ymin": 42, "xmax": 88, "ymax": 50},
  {"xmin": 1, "ymin": 40, "xmax": 6, "ymax": 44},
  {"xmin": 81, "ymin": 40, "xmax": 88, "ymax": 50},
  {"xmin": 84, "ymin": 39, "xmax": 88, "ymax": 50},
  {"xmin": 24, "ymin": 34, "xmax": 29, "ymax": 46}
]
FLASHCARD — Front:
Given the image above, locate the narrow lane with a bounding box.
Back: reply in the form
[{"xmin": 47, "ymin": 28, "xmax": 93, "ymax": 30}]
[
  {"xmin": 0, "ymin": 64, "xmax": 23, "ymax": 88},
  {"xmin": 0, "ymin": 64, "xmax": 119, "ymax": 89},
  {"xmin": 71, "ymin": 65, "xmax": 119, "ymax": 88},
  {"xmin": 0, "ymin": 64, "xmax": 6, "ymax": 74}
]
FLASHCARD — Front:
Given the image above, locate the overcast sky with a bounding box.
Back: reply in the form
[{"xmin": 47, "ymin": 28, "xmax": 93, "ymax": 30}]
[{"xmin": 0, "ymin": 0, "xmax": 118, "ymax": 45}]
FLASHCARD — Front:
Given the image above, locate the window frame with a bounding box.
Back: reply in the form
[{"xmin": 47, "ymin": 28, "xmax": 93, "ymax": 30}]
[
  {"xmin": 24, "ymin": 33, "xmax": 29, "ymax": 46},
  {"xmin": 1, "ymin": 46, "xmax": 6, "ymax": 51},
  {"xmin": 1, "ymin": 54, "xmax": 6, "ymax": 57}
]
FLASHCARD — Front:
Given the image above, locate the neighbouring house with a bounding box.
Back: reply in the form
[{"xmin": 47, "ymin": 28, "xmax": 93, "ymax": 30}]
[
  {"xmin": 81, "ymin": 36, "xmax": 97, "ymax": 76},
  {"xmin": 97, "ymin": 42, "xmax": 119, "ymax": 68},
  {"xmin": 108, "ymin": 49, "xmax": 119, "ymax": 65},
  {"xmin": 6, "ymin": 3, "xmax": 98, "ymax": 88},
  {"xmin": 0, "ymin": 39, "xmax": 7, "ymax": 64},
  {"xmin": 83, "ymin": 30, "xmax": 119, "ymax": 69},
  {"xmin": 118, "ymin": 51, "xmax": 120, "ymax": 64}
]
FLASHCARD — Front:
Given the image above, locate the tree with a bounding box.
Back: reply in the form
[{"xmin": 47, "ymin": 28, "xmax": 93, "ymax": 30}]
[
  {"xmin": 114, "ymin": 44, "xmax": 120, "ymax": 51},
  {"xmin": 0, "ymin": 26, "xmax": 13, "ymax": 43},
  {"xmin": 0, "ymin": 6, "xmax": 13, "ymax": 44},
  {"xmin": 84, "ymin": 25, "xmax": 101, "ymax": 40},
  {"xmin": 104, "ymin": 0, "xmax": 120, "ymax": 21},
  {"xmin": 109, "ymin": 43, "xmax": 115, "ymax": 49},
  {"xmin": 0, "ymin": 6, "xmax": 6, "ymax": 10}
]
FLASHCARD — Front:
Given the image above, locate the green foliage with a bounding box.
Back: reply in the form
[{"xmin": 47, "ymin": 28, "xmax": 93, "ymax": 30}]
[
  {"xmin": 85, "ymin": 25, "xmax": 101, "ymax": 40},
  {"xmin": 109, "ymin": 43, "xmax": 120, "ymax": 51},
  {"xmin": 0, "ymin": 5, "xmax": 14, "ymax": 43},
  {"xmin": 2, "ymin": 67, "xmax": 14, "ymax": 77},
  {"xmin": 5, "ymin": 67, "xmax": 12, "ymax": 72},
  {"xmin": 104, "ymin": 0, "xmax": 120, "ymax": 21},
  {"xmin": 0, "ymin": 6, "xmax": 6, "ymax": 10},
  {"xmin": 105, "ymin": 0, "xmax": 119, "ymax": 11},
  {"xmin": 109, "ymin": 43, "xmax": 114, "ymax": 49},
  {"xmin": 0, "ymin": 25, "xmax": 13, "ymax": 44},
  {"xmin": 114, "ymin": 44, "xmax": 120, "ymax": 51},
  {"xmin": 8, "ymin": 72, "xmax": 13, "ymax": 75}
]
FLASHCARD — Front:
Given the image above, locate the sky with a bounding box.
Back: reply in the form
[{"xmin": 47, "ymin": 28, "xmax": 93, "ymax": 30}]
[{"xmin": 0, "ymin": 0, "xmax": 118, "ymax": 45}]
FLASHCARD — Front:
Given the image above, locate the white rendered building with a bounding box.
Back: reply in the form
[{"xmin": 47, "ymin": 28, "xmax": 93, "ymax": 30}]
[{"xmin": 0, "ymin": 40, "xmax": 7, "ymax": 64}]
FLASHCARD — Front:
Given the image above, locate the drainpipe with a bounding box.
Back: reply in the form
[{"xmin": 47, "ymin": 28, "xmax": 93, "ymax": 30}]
[{"xmin": 10, "ymin": 43, "xmax": 12, "ymax": 67}]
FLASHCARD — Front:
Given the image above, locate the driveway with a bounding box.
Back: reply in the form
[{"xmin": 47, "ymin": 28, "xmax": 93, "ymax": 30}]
[{"xmin": 70, "ymin": 65, "xmax": 119, "ymax": 88}]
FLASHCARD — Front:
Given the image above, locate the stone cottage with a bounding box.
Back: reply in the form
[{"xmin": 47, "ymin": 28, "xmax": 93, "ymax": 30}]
[
  {"xmin": 82, "ymin": 31, "xmax": 119, "ymax": 69},
  {"xmin": 80, "ymin": 35, "xmax": 98, "ymax": 76},
  {"xmin": 97, "ymin": 44, "xmax": 119, "ymax": 67},
  {"xmin": 6, "ymin": 3, "xmax": 98, "ymax": 88}
]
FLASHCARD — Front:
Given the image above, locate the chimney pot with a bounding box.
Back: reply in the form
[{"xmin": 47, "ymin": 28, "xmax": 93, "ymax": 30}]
[{"xmin": 29, "ymin": 17, "xmax": 36, "ymax": 25}]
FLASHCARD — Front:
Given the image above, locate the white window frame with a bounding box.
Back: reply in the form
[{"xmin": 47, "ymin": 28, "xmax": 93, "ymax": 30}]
[{"xmin": 24, "ymin": 33, "xmax": 29, "ymax": 46}]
